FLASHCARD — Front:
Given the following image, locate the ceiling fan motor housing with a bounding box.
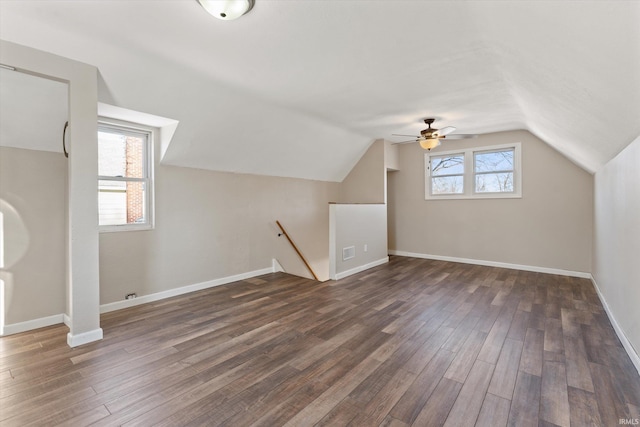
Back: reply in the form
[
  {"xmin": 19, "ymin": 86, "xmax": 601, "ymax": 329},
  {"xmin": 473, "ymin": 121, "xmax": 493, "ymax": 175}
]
[
  {"xmin": 421, "ymin": 118, "xmax": 437, "ymax": 138},
  {"xmin": 391, "ymin": 118, "xmax": 476, "ymax": 146},
  {"xmin": 421, "ymin": 128, "xmax": 438, "ymax": 138}
]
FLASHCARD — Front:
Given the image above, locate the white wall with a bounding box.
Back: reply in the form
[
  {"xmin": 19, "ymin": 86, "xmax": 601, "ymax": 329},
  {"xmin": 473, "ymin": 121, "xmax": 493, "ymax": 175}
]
[
  {"xmin": 329, "ymin": 204, "xmax": 388, "ymax": 280},
  {"xmin": 388, "ymin": 130, "xmax": 593, "ymax": 274},
  {"xmin": 593, "ymin": 135, "xmax": 640, "ymax": 365}
]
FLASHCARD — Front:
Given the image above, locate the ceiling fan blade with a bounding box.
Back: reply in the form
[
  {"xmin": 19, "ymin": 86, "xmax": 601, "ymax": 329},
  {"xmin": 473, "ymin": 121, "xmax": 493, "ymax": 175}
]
[
  {"xmin": 391, "ymin": 139, "xmax": 420, "ymax": 145},
  {"xmin": 443, "ymin": 134, "xmax": 478, "ymax": 139},
  {"xmin": 392, "ymin": 134, "xmax": 420, "ymax": 138},
  {"xmin": 436, "ymin": 126, "xmax": 456, "ymax": 136}
]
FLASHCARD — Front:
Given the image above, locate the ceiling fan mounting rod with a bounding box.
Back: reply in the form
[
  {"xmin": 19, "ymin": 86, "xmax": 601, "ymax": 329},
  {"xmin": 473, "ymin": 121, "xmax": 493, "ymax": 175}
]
[{"xmin": 421, "ymin": 118, "xmax": 438, "ymax": 138}]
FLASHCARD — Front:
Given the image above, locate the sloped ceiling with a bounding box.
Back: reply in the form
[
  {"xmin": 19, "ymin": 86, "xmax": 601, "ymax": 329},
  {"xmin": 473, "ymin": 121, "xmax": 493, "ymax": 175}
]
[{"xmin": 0, "ymin": 1, "xmax": 638, "ymax": 181}]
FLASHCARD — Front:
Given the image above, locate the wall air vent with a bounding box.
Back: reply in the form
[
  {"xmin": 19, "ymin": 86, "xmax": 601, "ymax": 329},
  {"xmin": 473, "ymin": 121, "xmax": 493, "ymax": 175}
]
[{"xmin": 342, "ymin": 246, "xmax": 355, "ymax": 261}]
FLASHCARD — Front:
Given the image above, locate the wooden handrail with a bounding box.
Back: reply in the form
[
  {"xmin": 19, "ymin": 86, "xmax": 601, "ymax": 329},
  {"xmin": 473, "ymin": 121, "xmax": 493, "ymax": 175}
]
[{"xmin": 276, "ymin": 220, "xmax": 319, "ymax": 281}]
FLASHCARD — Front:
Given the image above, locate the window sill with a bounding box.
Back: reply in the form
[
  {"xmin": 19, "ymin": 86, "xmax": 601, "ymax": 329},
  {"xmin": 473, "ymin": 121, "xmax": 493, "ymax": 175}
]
[
  {"xmin": 99, "ymin": 224, "xmax": 154, "ymax": 233},
  {"xmin": 425, "ymin": 192, "xmax": 522, "ymax": 201}
]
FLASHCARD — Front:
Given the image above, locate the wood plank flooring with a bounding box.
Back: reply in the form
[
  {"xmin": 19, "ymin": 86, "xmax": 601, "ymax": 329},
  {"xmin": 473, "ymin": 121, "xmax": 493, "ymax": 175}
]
[{"xmin": 1, "ymin": 256, "xmax": 639, "ymax": 426}]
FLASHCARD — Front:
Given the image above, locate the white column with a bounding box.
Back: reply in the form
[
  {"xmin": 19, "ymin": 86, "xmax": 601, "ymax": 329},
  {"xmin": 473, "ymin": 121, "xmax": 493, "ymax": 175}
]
[{"xmin": 1, "ymin": 40, "xmax": 102, "ymax": 346}]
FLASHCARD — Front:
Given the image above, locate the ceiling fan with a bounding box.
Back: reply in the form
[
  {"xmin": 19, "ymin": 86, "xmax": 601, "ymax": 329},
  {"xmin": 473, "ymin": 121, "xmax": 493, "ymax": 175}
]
[{"xmin": 393, "ymin": 118, "xmax": 478, "ymax": 150}]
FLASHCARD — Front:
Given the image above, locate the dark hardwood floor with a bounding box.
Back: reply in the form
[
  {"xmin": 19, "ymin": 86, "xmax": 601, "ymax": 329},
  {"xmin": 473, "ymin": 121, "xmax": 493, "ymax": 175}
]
[{"xmin": 1, "ymin": 256, "xmax": 639, "ymax": 426}]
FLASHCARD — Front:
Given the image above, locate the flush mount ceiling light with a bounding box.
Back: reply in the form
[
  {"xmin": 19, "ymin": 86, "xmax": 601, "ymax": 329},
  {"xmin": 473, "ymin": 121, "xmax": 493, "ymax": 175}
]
[{"xmin": 196, "ymin": 0, "xmax": 254, "ymax": 20}]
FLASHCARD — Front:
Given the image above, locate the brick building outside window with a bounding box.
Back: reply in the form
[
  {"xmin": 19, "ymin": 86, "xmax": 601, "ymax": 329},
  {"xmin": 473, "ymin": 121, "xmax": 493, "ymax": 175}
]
[{"xmin": 98, "ymin": 123, "xmax": 153, "ymax": 231}]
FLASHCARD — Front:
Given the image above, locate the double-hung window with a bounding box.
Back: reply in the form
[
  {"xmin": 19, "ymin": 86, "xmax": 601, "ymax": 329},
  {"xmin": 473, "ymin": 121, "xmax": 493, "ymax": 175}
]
[
  {"xmin": 98, "ymin": 123, "xmax": 153, "ymax": 231},
  {"xmin": 474, "ymin": 147, "xmax": 515, "ymax": 193},
  {"xmin": 430, "ymin": 153, "xmax": 465, "ymax": 195},
  {"xmin": 425, "ymin": 143, "xmax": 521, "ymax": 200}
]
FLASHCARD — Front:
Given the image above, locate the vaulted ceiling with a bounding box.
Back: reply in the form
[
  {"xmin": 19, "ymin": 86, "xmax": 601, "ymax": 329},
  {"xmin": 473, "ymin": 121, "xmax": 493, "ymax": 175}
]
[{"xmin": 1, "ymin": 1, "xmax": 638, "ymax": 181}]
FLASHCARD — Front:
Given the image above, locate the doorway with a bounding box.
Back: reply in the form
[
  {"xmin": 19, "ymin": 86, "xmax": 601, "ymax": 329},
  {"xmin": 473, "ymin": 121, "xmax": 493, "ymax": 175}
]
[{"xmin": 0, "ymin": 67, "xmax": 69, "ymax": 334}]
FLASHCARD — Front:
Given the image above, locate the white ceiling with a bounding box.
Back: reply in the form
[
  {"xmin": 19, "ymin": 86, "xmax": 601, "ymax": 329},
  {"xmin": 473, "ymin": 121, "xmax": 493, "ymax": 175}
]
[{"xmin": 1, "ymin": 1, "xmax": 638, "ymax": 181}]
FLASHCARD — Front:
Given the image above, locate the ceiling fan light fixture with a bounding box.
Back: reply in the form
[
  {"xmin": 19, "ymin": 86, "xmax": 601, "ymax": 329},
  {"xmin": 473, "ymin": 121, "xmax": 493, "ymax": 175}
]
[
  {"xmin": 196, "ymin": 0, "xmax": 254, "ymax": 20},
  {"xmin": 391, "ymin": 118, "xmax": 478, "ymax": 149},
  {"xmin": 419, "ymin": 138, "xmax": 441, "ymax": 150}
]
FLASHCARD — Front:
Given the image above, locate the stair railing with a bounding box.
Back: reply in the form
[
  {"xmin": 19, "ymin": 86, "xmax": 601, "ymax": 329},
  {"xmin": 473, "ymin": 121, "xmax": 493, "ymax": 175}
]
[{"xmin": 276, "ymin": 220, "xmax": 319, "ymax": 281}]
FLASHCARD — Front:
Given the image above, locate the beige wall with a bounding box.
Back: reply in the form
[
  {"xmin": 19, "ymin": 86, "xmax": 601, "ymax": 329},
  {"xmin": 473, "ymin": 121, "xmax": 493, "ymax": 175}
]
[
  {"xmin": 99, "ymin": 152, "xmax": 339, "ymax": 304},
  {"xmin": 2, "ymin": 127, "xmax": 600, "ymax": 325},
  {"xmin": 339, "ymin": 139, "xmax": 386, "ymax": 203},
  {"xmin": 0, "ymin": 147, "xmax": 67, "ymax": 325},
  {"xmin": 593, "ymin": 135, "xmax": 640, "ymax": 361},
  {"xmin": 388, "ymin": 130, "xmax": 593, "ymax": 273},
  {"xmin": 100, "ymin": 135, "xmax": 397, "ymax": 305},
  {"xmin": 385, "ymin": 140, "xmax": 400, "ymax": 171},
  {"xmin": 1, "ymin": 141, "xmax": 340, "ymax": 312}
]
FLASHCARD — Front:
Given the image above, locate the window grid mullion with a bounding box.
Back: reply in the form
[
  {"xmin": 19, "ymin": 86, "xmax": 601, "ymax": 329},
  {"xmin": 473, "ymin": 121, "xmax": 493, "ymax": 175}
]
[
  {"xmin": 465, "ymin": 152, "xmax": 472, "ymax": 194},
  {"xmin": 474, "ymin": 169, "xmax": 514, "ymax": 176},
  {"xmin": 431, "ymin": 173, "xmax": 465, "ymax": 179},
  {"xmin": 98, "ymin": 176, "xmax": 147, "ymax": 183}
]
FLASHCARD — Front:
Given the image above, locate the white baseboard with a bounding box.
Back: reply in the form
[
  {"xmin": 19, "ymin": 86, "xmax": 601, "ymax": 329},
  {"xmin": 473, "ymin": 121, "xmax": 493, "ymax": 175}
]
[
  {"xmin": 100, "ymin": 265, "xmax": 275, "ymax": 314},
  {"xmin": 388, "ymin": 250, "xmax": 591, "ymax": 279},
  {"xmin": 67, "ymin": 328, "xmax": 103, "ymax": 348},
  {"xmin": 334, "ymin": 257, "xmax": 389, "ymax": 280},
  {"xmin": 1, "ymin": 313, "xmax": 66, "ymax": 336},
  {"xmin": 590, "ymin": 275, "xmax": 640, "ymax": 376}
]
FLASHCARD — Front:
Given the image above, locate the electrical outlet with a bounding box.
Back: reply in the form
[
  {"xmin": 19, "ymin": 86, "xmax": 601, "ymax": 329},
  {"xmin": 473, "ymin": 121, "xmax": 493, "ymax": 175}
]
[
  {"xmin": 126, "ymin": 293, "xmax": 137, "ymax": 300},
  {"xmin": 364, "ymin": 244, "xmax": 368, "ymax": 252}
]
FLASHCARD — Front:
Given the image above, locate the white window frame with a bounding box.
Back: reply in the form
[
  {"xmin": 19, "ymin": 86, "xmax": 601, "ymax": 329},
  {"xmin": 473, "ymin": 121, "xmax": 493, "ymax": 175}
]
[
  {"xmin": 425, "ymin": 142, "xmax": 522, "ymax": 200},
  {"xmin": 98, "ymin": 120, "xmax": 155, "ymax": 232}
]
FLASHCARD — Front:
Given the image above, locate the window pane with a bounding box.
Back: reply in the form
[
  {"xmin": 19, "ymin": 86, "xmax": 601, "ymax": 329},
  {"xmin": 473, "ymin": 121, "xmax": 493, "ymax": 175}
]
[
  {"xmin": 474, "ymin": 149, "xmax": 514, "ymax": 173},
  {"xmin": 431, "ymin": 154, "xmax": 464, "ymax": 176},
  {"xmin": 432, "ymin": 176, "xmax": 464, "ymax": 194},
  {"xmin": 475, "ymin": 172, "xmax": 514, "ymax": 193},
  {"xmin": 99, "ymin": 180, "xmax": 147, "ymax": 226},
  {"xmin": 98, "ymin": 130, "xmax": 145, "ymax": 178}
]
